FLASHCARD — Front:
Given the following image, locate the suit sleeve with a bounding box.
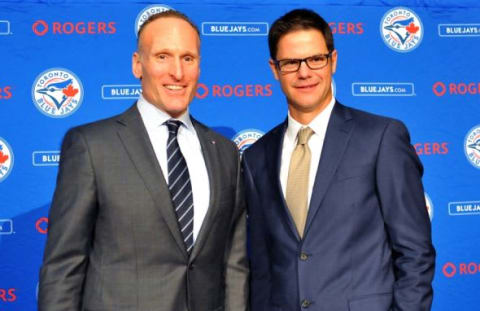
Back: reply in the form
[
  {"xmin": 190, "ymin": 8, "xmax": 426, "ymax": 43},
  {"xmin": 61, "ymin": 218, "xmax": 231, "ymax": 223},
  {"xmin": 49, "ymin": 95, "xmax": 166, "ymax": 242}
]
[
  {"xmin": 375, "ymin": 120, "xmax": 435, "ymax": 311},
  {"xmin": 242, "ymin": 154, "xmax": 271, "ymax": 311},
  {"xmin": 38, "ymin": 128, "xmax": 98, "ymax": 311},
  {"xmin": 225, "ymin": 154, "xmax": 249, "ymax": 311}
]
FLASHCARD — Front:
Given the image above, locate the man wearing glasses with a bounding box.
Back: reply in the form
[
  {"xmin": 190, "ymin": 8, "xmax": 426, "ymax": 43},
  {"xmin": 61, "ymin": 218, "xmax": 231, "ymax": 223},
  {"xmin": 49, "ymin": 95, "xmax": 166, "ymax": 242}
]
[{"xmin": 243, "ymin": 9, "xmax": 435, "ymax": 311}]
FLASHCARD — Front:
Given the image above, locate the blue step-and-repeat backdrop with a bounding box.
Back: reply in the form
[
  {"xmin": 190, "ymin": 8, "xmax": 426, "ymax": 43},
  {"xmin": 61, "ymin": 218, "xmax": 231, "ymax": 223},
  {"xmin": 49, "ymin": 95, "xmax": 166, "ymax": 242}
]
[{"xmin": 0, "ymin": 0, "xmax": 479, "ymax": 310}]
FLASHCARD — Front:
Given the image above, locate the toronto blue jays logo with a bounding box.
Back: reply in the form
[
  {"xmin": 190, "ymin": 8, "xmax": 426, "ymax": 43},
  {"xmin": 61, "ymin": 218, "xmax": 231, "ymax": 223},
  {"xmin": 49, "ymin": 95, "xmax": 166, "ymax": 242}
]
[
  {"xmin": 32, "ymin": 68, "xmax": 83, "ymax": 118},
  {"xmin": 464, "ymin": 125, "xmax": 480, "ymax": 169},
  {"xmin": 0, "ymin": 137, "xmax": 14, "ymax": 182},
  {"xmin": 468, "ymin": 139, "xmax": 480, "ymax": 152},
  {"xmin": 380, "ymin": 7, "xmax": 423, "ymax": 52},
  {"xmin": 135, "ymin": 4, "xmax": 173, "ymax": 36},
  {"xmin": 233, "ymin": 129, "xmax": 264, "ymax": 155}
]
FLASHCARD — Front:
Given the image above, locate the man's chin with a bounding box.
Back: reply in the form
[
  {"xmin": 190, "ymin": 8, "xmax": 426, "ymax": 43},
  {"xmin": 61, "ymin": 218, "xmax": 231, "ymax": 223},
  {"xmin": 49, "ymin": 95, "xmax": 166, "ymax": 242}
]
[{"xmin": 165, "ymin": 106, "xmax": 189, "ymax": 118}]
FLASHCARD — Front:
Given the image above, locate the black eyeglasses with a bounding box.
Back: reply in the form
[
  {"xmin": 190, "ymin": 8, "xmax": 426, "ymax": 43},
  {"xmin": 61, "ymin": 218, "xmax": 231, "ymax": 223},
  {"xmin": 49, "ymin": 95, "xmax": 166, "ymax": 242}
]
[{"xmin": 273, "ymin": 52, "xmax": 332, "ymax": 73}]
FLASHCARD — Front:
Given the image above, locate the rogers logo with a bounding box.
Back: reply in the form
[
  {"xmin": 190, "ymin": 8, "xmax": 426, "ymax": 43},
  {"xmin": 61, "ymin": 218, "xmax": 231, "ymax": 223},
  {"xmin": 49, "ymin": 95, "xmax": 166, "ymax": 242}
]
[
  {"xmin": 433, "ymin": 81, "xmax": 480, "ymax": 96},
  {"xmin": 329, "ymin": 22, "xmax": 364, "ymax": 35},
  {"xmin": 196, "ymin": 83, "xmax": 272, "ymax": 99},
  {"xmin": 443, "ymin": 262, "xmax": 480, "ymax": 278},
  {"xmin": 32, "ymin": 20, "xmax": 116, "ymax": 36},
  {"xmin": 414, "ymin": 142, "xmax": 449, "ymax": 155},
  {"xmin": 0, "ymin": 288, "xmax": 16, "ymax": 302},
  {"xmin": 35, "ymin": 217, "xmax": 48, "ymax": 234},
  {"xmin": 0, "ymin": 86, "xmax": 12, "ymax": 100}
]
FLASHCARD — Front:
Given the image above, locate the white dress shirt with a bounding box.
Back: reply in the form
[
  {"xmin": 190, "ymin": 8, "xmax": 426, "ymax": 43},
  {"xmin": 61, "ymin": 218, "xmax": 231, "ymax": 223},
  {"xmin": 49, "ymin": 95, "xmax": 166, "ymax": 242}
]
[
  {"xmin": 137, "ymin": 95, "xmax": 210, "ymax": 242},
  {"xmin": 280, "ymin": 97, "xmax": 336, "ymax": 208}
]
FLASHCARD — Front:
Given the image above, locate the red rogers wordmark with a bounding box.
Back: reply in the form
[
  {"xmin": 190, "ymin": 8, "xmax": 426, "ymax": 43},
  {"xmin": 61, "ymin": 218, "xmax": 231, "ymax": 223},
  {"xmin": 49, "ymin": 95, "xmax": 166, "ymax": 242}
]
[
  {"xmin": 35, "ymin": 217, "xmax": 48, "ymax": 234},
  {"xmin": 0, "ymin": 288, "xmax": 16, "ymax": 302},
  {"xmin": 414, "ymin": 142, "xmax": 448, "ymax": 155},
  {"xmin": 0, "ymin": 86, "xmax": 12, "ymax": 99},
  {"xmin": 328, "ymin": 22, "xmax": 364, "ymax": 34},
  {"xmin": 32, "ymin": 20, "xmax": 116, "ymax": 36},
  {"xmin": 196, "ymin": 83, "xmax": 272, "ymax": 99},
  {"xmin": 443, "ymin": 262, "xmax": 480, "ymax": 278},
  {"xmin": 433, "ymin": 81, "xmax": 480, "ymax": 96}
]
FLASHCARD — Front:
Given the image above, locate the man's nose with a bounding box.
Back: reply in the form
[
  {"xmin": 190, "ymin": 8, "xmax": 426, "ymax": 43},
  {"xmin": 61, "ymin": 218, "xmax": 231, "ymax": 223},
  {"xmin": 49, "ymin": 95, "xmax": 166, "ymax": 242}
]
[
  {"xmin": 297, "ymin": 60, "xmax": 312, "ymax": 78},
  {"xmin": 170, "ymin": 58, "xmax": 184, "ymax": 80}
]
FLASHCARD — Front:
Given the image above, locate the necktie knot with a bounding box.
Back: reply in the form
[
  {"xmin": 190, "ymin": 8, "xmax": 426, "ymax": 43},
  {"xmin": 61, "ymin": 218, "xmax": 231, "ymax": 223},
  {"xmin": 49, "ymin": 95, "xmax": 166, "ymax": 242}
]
[
  {"xmin": 297, "ymin": 127, "xmax": 314, "ymax": 145},
  {"xmin": 166, "ymin": 120, "xmax": 182, "ymax": 136}
]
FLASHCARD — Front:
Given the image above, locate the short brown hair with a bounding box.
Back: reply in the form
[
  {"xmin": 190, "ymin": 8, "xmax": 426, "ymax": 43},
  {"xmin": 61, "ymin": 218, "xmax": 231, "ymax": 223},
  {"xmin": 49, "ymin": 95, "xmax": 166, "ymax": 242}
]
[{"xmin": 268, "ymin": 9, "xmax": 334, "ymax": 59}]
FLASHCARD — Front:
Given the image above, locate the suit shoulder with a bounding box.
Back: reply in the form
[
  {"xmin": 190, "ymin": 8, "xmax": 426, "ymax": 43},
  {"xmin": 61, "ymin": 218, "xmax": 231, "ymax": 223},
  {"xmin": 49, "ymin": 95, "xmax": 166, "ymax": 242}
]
[
  {"xmin": 67, "ymin": 112, "xmax": 121, "ymax": 135},
  {"xmin": 345, "ymin": 105, "xmax": 406, "ymax": 131},
  {"xmin": 243, "ymin": 122, "xmax": 285, "ymax": 158},
  {"xmin": 339, "ymin": 104, "xmax": 412, "ymax": 149},
  {"xmin": 62, "ymin": 109, "xmax": 131, "ymax": 147},
  {"xmin": 349, "ymin": 106, "xmax": 392, "ymax": 123}
]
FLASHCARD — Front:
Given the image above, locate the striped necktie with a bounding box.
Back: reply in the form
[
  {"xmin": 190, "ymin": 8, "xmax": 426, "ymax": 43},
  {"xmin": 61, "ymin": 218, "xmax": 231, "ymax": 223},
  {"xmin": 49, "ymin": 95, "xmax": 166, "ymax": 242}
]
[{"xmin": 165, "ymin": 120, "xmax": 194, "ymax": 254}]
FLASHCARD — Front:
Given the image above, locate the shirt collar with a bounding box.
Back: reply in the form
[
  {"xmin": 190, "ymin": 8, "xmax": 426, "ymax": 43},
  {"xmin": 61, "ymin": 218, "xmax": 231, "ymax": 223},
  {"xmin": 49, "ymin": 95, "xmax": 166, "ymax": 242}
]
[
  {"xmin": 137, "ymin": 94, "xmax": 194, "ymax": 132},
  {"xmin": 286, "ymin": 96, "xmax": 336, "ymax": 142}
]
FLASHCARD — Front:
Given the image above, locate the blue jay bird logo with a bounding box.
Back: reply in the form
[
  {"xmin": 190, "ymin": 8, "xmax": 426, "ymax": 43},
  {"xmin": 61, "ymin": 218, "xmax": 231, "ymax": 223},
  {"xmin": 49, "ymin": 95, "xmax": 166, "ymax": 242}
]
[
  {"xmin": 380, "ymin": 7, "xmax": 423, "ymax": 52},
  {"xmin": 0, "ymin": 144, "xmax": 8, "ymax": 164},
  {"xmin": 468, "ymin": 139, "xmax": 480, "ymax": 152},
  {"xmin": 0, "ymin": 137, "xmax": 14, "ymax": 182},
  {"xmin": 383, "ymin": 17, "xmax": 419, "ymax": 45},
  {"xmin": 36, "ymin": 79, "xmax": 78, "ymax": 109},
  {"xmin": 32, "ymin": 68, "xmax": 83, "ymax": 118},
  {"xmin": 464, "ymin": 126, "xmax": 480, "ymax": 169}
]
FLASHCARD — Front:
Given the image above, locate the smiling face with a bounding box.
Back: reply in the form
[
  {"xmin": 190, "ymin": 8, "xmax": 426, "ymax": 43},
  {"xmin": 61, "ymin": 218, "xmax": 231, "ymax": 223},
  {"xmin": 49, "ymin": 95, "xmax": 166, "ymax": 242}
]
[
  {"xmin": 132, "ymin": 17, "xmax": 200, "ymax": 118},
  {"xmin": 269, "ymin": 28, "xmax": 337, "ymax": 124}
]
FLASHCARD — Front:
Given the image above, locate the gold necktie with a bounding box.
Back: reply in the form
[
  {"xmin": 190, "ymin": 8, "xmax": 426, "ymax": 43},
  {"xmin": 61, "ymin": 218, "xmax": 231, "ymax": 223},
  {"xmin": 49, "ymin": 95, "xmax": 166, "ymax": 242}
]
[{"xmin": 286, "ymin": 127, "xmax": 314, "ymax": 238}]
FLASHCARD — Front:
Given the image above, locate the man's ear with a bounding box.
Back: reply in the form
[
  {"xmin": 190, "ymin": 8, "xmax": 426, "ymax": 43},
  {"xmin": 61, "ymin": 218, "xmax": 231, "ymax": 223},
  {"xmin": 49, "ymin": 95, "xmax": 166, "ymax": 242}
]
[
  {"xmin": 330, "ymin": 49, "xmax": 338, "ymax": 75},
  {"xmin": 269, "ymin": 59, "xmax": 280, "ymax": 81},
  {"xmin": 132, "ymin": 51, "xmax": 142, "ymax": 79}
]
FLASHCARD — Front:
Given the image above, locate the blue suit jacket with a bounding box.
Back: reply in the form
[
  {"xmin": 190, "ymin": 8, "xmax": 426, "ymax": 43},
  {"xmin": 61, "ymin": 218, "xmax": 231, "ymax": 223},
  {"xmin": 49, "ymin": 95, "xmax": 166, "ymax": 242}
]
[{"xmin": 243, "ymin": 102, "xmax": 435, "ymax": 311}]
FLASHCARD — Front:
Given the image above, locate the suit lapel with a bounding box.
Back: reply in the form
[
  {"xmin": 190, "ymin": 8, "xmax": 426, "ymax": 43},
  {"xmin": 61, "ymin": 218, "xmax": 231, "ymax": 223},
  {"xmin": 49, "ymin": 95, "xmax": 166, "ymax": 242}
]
[
  {"xmin": 188, "ymin": 119, "xmax": 221, "ymax": 261},
  {"xmin": 304, "ymin": 102, "xmax": 354, "ymax": 236},
  {"xmin": 266, "ymin": 121, "xmax": 302, "ymax": 241},
  {"xmin": 115, "ymin": 104, "xmax": 188, "ymax": 258}
]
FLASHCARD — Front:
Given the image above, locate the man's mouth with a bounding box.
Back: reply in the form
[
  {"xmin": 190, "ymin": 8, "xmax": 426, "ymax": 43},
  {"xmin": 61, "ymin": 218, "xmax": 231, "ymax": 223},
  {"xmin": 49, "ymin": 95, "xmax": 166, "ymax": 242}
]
[
  {"xmin": 295, "ymin": 82, "xmax": 318, "ymax": 90},
  {"xmin": 164, "ymin": 84, "xmax": 185, "ymax": 91}
]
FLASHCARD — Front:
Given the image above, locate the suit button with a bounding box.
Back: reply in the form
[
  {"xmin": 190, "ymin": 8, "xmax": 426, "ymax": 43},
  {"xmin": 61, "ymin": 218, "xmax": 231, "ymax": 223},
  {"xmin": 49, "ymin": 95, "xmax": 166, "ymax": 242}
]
[
  {"xmin": 300, "ymin": 252, "xmax": 308, "ymax": 261},
  {"xmin": 189, "ymin": 263, "xmax": 195, "ymax": 270},
  {"xmin": 301, "ymin": 299, "xmax": 311, "ymax": 308}
]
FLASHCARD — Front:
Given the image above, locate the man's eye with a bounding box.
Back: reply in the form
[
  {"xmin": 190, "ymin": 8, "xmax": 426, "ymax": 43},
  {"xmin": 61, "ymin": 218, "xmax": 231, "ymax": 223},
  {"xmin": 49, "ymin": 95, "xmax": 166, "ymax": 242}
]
[
  {"xmin": 284, "ymin": 59, "xmax": 298, "ymax": 66},
  {"xmin": 310, "ymin": 55, "xmax": 326, "ymax": 63}
]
